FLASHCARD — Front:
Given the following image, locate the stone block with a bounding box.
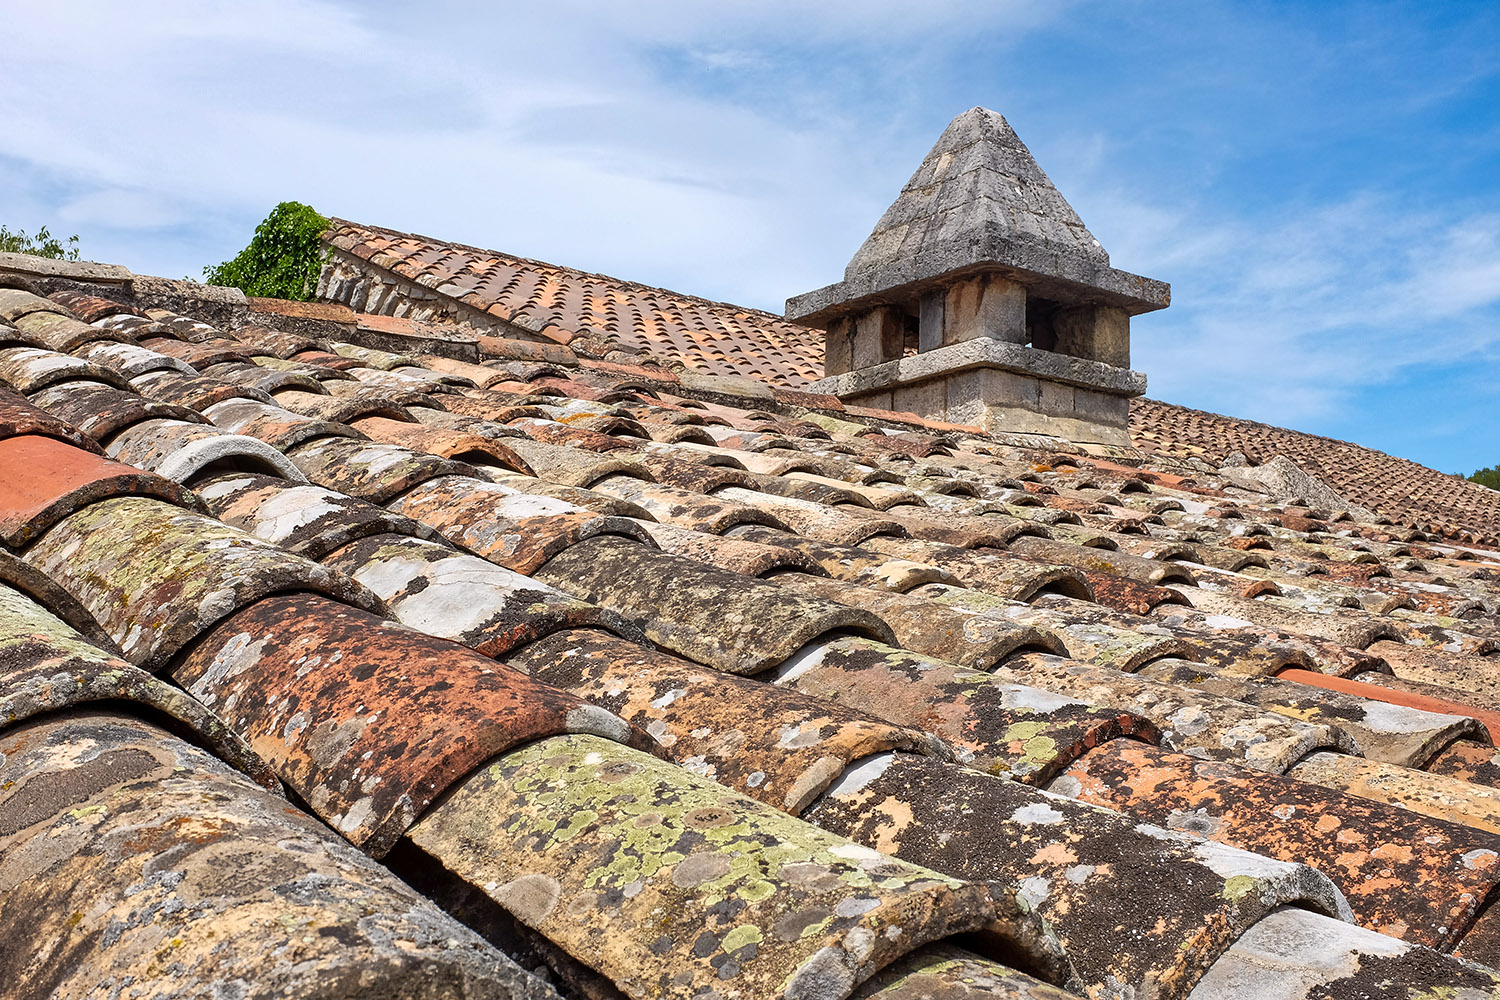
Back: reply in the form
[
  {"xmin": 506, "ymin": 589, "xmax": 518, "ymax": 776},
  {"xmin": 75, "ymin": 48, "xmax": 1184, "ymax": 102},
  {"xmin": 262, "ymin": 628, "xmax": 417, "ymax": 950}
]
[
  {"xmin": 1038, "ymin": 379, "xmax": 1075, "ymax": 416},
  {"xmin": 918, "ymin": 289, "xmax": 945, "ymax": 353},
  {"xmin": 851, "ymin": 306, "xmax": 904, "ymax": 369},
  {"xmin": 943, "ymin": 274, "xmax": 1026, "ymax": 346},
  {"xmin": 1053, "ymin": 304, "xmax": 1131, "ymax": 367},
  {"xmin": 945, "ymin": 370, "xmax": 985, "ymax": 426},
  {"xmin": 892, "ymin": 379, "xmax": 947, "ymax": 418},
  {"xmin": 977, "ymin": 367, "xmax": 1041, "ymax": 411},
  {"xmin": 824, "ymin": 317, "xmax": 854, "ymax": 376}
]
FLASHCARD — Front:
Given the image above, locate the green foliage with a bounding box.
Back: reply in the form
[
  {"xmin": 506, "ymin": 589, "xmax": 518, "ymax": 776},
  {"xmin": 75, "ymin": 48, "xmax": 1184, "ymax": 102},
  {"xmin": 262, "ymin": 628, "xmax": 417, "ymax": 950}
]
[
  {"xmin": 1469, "ymin": 466, "xmax": 1500, "ymax": 490},
  {"xmin": 203, "ymin": 201, "xmax": 330, "ymax": 300},
  {"xmin": 0, "ymin": 224, "xmax": 80, "ymax": 260}
]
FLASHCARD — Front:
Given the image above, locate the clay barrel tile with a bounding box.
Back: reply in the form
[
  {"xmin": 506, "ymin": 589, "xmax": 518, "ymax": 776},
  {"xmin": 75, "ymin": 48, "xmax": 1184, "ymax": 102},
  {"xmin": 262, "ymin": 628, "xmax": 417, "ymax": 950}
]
[
  {"xmin": 590, "ymin": 475, "xmax": 789, "ymax": 533},
  {"xmin": 510, "ymin": 628, "xmax": 948, "ymax": 814},
  {"xmin": 634, "ymin": 521, "xmax": 829, "ymax": 577},
  {"xmin": 286, "ymin": 435, "xmax": 478, "ymax": 503},
  {"xmin": 860, "ymin": 536, "xmax": 1095, "ymax": 602},
  {"xmin": 772, "ymin": 574, "xmax": 1066, "ymax": 668},
  {"xmin": 1366, "ymin": 639, "xmax": 1500, "ymax": 707},
  {"xmin": 0, "ymin": 286, "xmax": 73, "ymax": 324},
  {"xmin": 170, "ymin": 592, "xmax": 648, "ymax": 856},
  {"xmin": 139, "ymin": 335, "xmax": 249, "ymax": 368},
  {"xmin": 0, "ymin": 346, "xmax": 134, "ymax": 393},
  {"xmin": 804, "ymin": 751, "xmax": 1348, "ymax": 1000},
  {"xmin": 211, "ymin": 357, "xmax": 343, "ymax": 394},
  {"xmin": 1140, "ymin": 659, "xmax": 1484, "ymax": 767},
  {"xmin": 24, "ymin": 496, "xmax": 382, "ymax": 669},
  {"xmin": 0, "ymin": 434, "xmax": 203, "ymax": 547},
  {"xmin": 1051, "ymin": 738, "xmax": 1500, "ymax": 951},
  {"xmin": 406, "ymin": 732, "xmax": 998, "ymax": 1000},
  {"xmin": 79, "ymin": 341, "xmax": 196, "ymax": 379},
  {"xmin": 130, "ymin": 368, "xmax": 274, "ymax": 410},
  {"xmin": 105, "ymin": 417, "xmax": 309, "ymax": 484},
  {"xmin": 0, "ymin": 582, "xmax": 275, "ymax": 788},
  {"xmin": 197, "ymin": 473, "xmax": 446, "ymax": 558},
  {"xmin": 488, "ymin": 435, "xmax": 654, "ymax": 487},
  {"xmin": 909, "ymin": 581, "xmax": 1185, "ymax": 669},
  {"xmin": 391, "ymin": 475, "xmax": 655, "ymax": 575},
  {"xmin": 483, "ymin": 469, "xmax": 657, "ymax": 518},
  {"xmin": 11, "ymin": 308, "xmax": 130, "ymax": 353},
  {"xmin": 999, "ymin": 652, "xmax": 1357, "ymax": 772},
  {"xmin": 715, "ymin": 485, "xmax": 906, "ymax": 546},
  {"xmin": 0, "ymin": 712, "xmax": 559, "ymax": 1000},
  {"xmin": 348, "ymin": 414, "xmax": 535, "ymax": 473},
  {"xmin": 1287, "ymin": 751, "xmax": 1500, "ymax": 836},
  {"xmin": 776, "ymin": 637, "xmax": 1160, "ymax": 783},
  {"xmin": 534, "ymin": 534, "xmax": 894, "ymax": 674},
  {"xmin": 729, "ymin": 525, "xmax": 958, "ymax": 591},
  {"xmin": 1008, "ymin": 534, "xmax": 1197, "ymax": 586},
  {"xmin": 202, "ymin": 396, "xmax": 361, "ymax": 451},
  {"xmin": 1277, "ymin": 667, "xmax": 1500, "ymax": 745},
  {"xmin": 1140, "ymin": 598, "xmax": 1384, "ymax": 676},
  {"xmin": 272, "ymin": 387, "xmax": 413, "ymax": 423},
  {"xmin": 1193, "ymin": 907, "xmax": 1500, "ymax": 1000},
  {"xmin": 1428, "ymin": 739, "xmax": 1500, "ymax": 789},
  {"xmin": 849, "ymin": 944, "xmax": 1077, "ymax": 1000},
  {"xmin": 28, "ymin": 379, "xmax": 207, "ymax": 443},
  {"xmin": 0, "ymin": 386, "xmax": 104, "ymax": 452},
  {"xmin": 325, "ymin": 532, "xmax": 635, "ymax": 657},
  {"xmin": 50, "ymin": 288, "xmax": 140, "ymax": 323},
  {"xmin": 841, "ymin": 503, "xmax": 1042, "ymax": 549}
]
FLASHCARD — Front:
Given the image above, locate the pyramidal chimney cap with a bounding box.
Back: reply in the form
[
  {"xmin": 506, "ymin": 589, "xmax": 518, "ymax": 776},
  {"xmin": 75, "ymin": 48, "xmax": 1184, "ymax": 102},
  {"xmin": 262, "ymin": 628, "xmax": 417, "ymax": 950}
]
[{"xmin": 786, "ymin": 107, "xmax": 1168, "ymax": 325}]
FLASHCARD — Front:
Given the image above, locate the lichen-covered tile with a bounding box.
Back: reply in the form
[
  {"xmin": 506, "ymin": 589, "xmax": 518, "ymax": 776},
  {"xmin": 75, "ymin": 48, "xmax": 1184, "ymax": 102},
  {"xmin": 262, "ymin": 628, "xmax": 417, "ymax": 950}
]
[
  {"xmin": 25, "ymin": 496, "xmax": 381, "ymax": 668},
  {"xmin": 805, "ymin": 751, "xmax": 1348, "ymax": 1000},
  {"xmin": 1276, "ymin": 667, "xmax": 1500, "ymax": 746},
  {"xmin": 848, "ymin": 944, "xmax": 1077, "ymax": 1000},
  {"xmin": 1009, "ymin": 534, "xmax": 1196, "ymax": 587},
  {"xmin": 106, "ymin": 417, "xmax": 308, "ymax": 483},
  {"xmin": 202, "ymin": 396, "xmax": 360, "ymax": 450},
  {"xmin": 729, "ymin": 525, "xmax": 958, "ymax": 591},
  {"xmin": 910, "ymin": 582, "xmax": 1189, "ymax": 669},
  {"xmin": 0, "ymin": 434, "xmax": 202, "ymax": 547},
  {"xmin": 776, "ymin": 637, "xmax": 1158, "ymax": 782},
  {"xmin": 510, "ymin": 628, "xmax": 946, "ymax": 813},
  {"xmin": 391, "ymin": 474, "xmax": 653, "ymax": 573},
  {"xmin": 0, "ymin": 345, "xmax": 132, "ymax": 394},
  {"xmin": 287, "ymin": 434, "xmax": 476, "ymax": 502},
  {"xmin": 1426, "ymin": 739, "xmax": 1500, "ymax": 789},
  {"xmin": 857, "ymin": 535, "xmax": 1094, "ymax": 602},
  {"xmin": 1192, "ymin": 906, "xmax": 1500, "ymax": 1000},
  {"xmin": 130, "ymin": 368, "xmax": 273, "ymax": 410},
  {"xmin": 773, "ymin": 574, "xmax": 1066, "ymax": 667},
  {"xmin": 171, "ymin": 592, "xmax": 648, "ymax": 856},
  {"xmin": 407, "ymin": 732, "xmax": 997, "ymax": 1000},
  {"xmin": 0, "ymin": 582, "xmax": 274, "ymax": 788},
  {"xmin": 637, "ymin": 521, "xmax": 828, "ymax": 576},
  {"xmin": 716, "ymin": 484, "xmax": 906, "ymax": 545},
  {"xmin": 28, "ymin": 378, "xmax": 206, "ymax": 444},
  {"xmin": 11, "ymin": 308, "xmax": 126, "ymax": 353},
  {"xmin": 0, "ymin": 385, "xmax": 105, "ymax": 451},
  {"xmin": 1138, "ymin": 658, "xmax": 1483, "ymax": 766},
  {"xmin": 1287, "ymin": 751, "xmax": 1500, "ymax": 836},
  {"xmin": 591, "ymin": 474, "xmax": 788, "ymax": 533},
  {"xmin": 78, "ymin": 340, "xmax": 196, "ymax": 379},
  {"xmin": 196, "ymin": 472, "xmax": 444, "ymax": 558},
  {"xmin": 1051, "ymin": 738, "xmax": 1500, "ymax": 950},
  {"xmin": 271, "ymin": 386, "xmax": 412, "ymax": 423},
  {"xmin": 326, "ymin": 532, "xmax": 634, "ymax": 657},
  {"xmin": 535, "ymin": 534, "xmax": 892, "ymax": 673},
  {"xmin": 349, "ymin": 413, "xmax": 534, "ymax": 472},
  {"xmin": 0, "ymin": 712, "xmax": 560, "ymax": 1000}
]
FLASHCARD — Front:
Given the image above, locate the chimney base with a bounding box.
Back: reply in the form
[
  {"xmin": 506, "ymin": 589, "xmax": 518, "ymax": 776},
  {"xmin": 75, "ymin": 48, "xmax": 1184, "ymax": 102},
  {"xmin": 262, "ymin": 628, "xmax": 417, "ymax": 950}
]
[{"xmin": 807, "ymin": 338, "xmax": 1144, "ymax": 448}]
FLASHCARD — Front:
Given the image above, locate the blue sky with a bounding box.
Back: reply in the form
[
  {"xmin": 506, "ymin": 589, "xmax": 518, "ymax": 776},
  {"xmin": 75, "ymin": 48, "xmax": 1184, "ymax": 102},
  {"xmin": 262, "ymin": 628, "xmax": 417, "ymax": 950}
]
[{"xmin": 3, "ymin": 1, "xmax": 1497, "ymax": 474}]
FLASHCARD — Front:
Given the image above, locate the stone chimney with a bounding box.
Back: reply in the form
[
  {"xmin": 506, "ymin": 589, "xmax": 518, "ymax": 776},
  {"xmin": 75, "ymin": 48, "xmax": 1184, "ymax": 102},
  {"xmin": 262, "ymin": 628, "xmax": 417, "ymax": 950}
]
[{"xmin": 786, "ymin": 108, "xmax": 1169, "ymax": 449}]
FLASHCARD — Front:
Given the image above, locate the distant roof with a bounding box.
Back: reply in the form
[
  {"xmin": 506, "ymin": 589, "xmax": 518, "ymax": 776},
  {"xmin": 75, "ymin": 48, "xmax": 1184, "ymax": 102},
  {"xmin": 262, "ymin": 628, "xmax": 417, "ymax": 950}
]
[{"xmin": 326, "ymin": 219, "xmax": 825, "ymax": 384}]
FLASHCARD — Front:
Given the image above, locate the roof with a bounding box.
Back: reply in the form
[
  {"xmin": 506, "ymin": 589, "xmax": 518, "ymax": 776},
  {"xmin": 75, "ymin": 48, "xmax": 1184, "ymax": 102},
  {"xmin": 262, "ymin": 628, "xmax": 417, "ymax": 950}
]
[
  {"xmin": 325, "ymin": 219, "xmax": 826, "ymax": 385},
  {"xmin": 7, "ymin": 252, "xmax": 1500, "ymax": 999},
  {"xmin": 322, "ymin": 220, "xmax": 1498, "ymax": 542},
  {"xmin": 1132, "ymin": 396, "xmax": 1500, "ymax": 544}
]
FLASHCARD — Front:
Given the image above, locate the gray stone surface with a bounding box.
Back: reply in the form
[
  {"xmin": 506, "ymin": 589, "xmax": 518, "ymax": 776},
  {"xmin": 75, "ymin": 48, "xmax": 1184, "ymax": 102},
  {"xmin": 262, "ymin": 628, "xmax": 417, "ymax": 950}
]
[
  {"xmin": 132, "ymin": 275, "xmax": 250, "ymax": 330},
  {"xmin": 0, "ymin": 251, "xmax": 133, "ymax": 285},
  {"xmin": 808, "ymin": 337, "xmax": 1146, "ymax": 399},
  {"xmin": 786, "ymin": 108, "xmax": 1170, "ymax": 324},
  {"xmin": 1219, "ymin": 455, "xmax": 1376, "ymax": 519}
]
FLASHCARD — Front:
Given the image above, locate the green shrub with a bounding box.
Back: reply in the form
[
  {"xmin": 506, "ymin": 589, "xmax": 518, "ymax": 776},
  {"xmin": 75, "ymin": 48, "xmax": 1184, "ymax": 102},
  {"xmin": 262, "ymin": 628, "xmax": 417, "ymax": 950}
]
[
  {"xmin": 1470, "ymin": 466, "xmax": 1500, "ymax": 490},
  {"xmin": 0, "ymin": 224, "xmax": 80, "ymax": 260},
  {"xmin": 203, "ymin": 202, "xmax": 330, "ymax": 300}
]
